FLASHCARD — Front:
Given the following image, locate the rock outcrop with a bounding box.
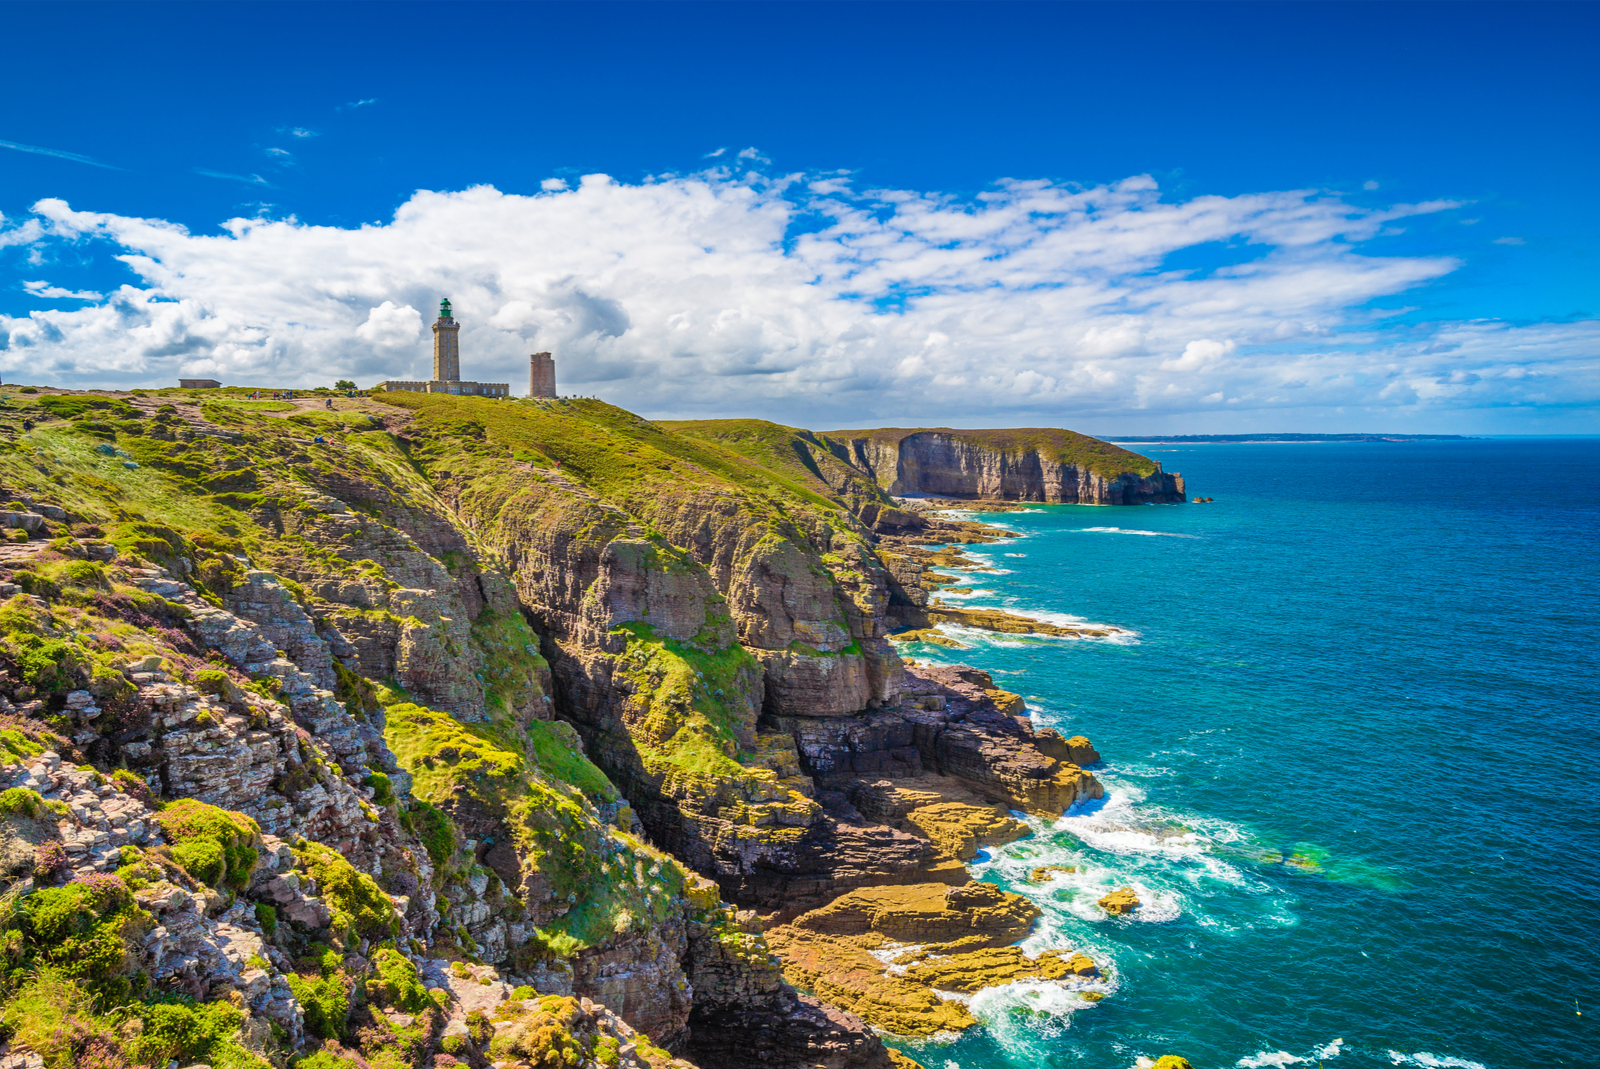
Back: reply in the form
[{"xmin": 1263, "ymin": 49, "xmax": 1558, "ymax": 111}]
[
  {"xmin": 830, "ymin": 427, "xmax": 1186, "ymax": 504},
  {"xmin": 0, "ymin": 392, "xmax": 1169, "ymax": 1069}
]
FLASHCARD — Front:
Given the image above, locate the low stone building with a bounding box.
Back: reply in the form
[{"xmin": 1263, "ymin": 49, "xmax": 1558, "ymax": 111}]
[{"xmin": 179, "ymin": 378, "xmax": 222, "ymax": 389}]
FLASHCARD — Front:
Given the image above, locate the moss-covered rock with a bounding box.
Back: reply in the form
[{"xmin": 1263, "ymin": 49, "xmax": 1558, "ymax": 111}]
[{"xmin": 153, "ymin": 798, "xmax": 261, "ymax": 889}]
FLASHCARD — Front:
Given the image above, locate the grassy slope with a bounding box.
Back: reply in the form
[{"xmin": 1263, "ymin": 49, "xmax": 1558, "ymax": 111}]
[
  {"xmin": 823, "ymin": 425, "xmax": 1162, "ymax": 479},
  {"xmin": 0, "ymin": 391, "xmax": 658, "ymax": 941}
]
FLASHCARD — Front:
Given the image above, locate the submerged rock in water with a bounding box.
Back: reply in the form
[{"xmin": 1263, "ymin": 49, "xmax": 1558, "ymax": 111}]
[{"xmin": 1029, "ymin": 864, "xmax": 1078, "ymax": 882}]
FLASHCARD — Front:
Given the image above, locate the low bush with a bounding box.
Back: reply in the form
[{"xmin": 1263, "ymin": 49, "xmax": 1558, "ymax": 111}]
[{"xmin": 153, "ymin": 799, "xmax": 259, "ymax": 889}]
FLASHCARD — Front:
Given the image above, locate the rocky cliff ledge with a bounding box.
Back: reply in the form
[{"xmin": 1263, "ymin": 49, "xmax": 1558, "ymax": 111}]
[
  {"xmin": 827, "ymin": 427, "xmax": 1186, "ymax": 504},
  {"xmin": 0, "ymin": 393, "xmax": 1167, "ymax": 1069}
]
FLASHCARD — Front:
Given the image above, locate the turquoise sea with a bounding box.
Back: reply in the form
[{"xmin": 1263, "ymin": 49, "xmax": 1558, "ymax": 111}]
[{"xmin": 886, "ymin": 438, "xmax": 1600, "ymax": 1069}]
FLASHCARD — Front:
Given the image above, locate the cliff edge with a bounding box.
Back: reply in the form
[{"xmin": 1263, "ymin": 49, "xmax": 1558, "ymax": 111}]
[
  {"xmin": 826, "ymin": 427, "xmax": 1185, "ymax": 504},
  {"xmin": 0, "ymin": 391, "xmax": 1171, "ymax": 1069}
]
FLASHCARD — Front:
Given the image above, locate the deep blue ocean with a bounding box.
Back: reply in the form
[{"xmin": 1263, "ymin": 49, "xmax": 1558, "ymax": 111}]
[{"xmin": 885, "ymin": 438, "xmax": 1600, "ymax": 1069}]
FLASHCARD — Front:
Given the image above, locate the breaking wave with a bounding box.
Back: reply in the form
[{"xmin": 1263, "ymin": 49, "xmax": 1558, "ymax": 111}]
[
  {"xmin": 1077, "ymin": 526, "xmax": 1201, "ymax": 539},
  {"xmin": 1387, "ymin": 1054, "xmax": 1488, "ymax": 1069}
]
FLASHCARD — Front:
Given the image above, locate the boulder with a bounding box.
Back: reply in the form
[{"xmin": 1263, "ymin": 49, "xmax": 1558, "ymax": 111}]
[{"xmin": 1098, "ymin": 887, "xmax": 1141, "ymax": 915}]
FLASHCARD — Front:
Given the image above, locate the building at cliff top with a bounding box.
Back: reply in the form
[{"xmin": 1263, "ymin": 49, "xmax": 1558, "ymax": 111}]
[
  {"xmin": 179, "ymin": 378, "xmax": 222, "ymax": 389},
  {"xmin": 375, "ymin": 298, "xmax": 512, "ymax": 397},
  {"xmin": 528, "ymin": 350, "xmax": 556, "ymax": 398}
]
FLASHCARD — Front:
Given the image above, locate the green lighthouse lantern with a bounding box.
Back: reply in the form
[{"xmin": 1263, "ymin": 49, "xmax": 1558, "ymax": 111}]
[{"xmin": 439, "ymin": 298, "xmax": 452, "ymax": 320}]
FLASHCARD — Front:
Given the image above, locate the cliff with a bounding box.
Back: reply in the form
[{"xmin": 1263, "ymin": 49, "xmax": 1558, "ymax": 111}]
[
  {"xmin": 0, "ymin": 391, "xmax": 1162, "ymax": 1069},
  {"xmin": 825, "ymin": 427, "xmax": 1186, "ymax": 504}
]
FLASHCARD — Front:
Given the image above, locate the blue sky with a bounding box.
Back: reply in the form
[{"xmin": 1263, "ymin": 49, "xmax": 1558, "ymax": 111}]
[{"xmin": 1, "ymin": 1, "xmax": 1595, "ymax": 432}]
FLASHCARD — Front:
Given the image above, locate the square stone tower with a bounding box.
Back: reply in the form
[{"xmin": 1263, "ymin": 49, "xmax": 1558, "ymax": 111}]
[
  {"xmin": 432, "ymin": 298, "xmax": 461, "ymax": 382},
  {"xmin": 529, "ymin": 351, "xmax": 556, "ymax": 398}
]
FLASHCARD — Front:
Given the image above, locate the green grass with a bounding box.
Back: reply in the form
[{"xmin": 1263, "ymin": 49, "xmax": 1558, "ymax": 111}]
[{"xmin": 382, "ymin": 699, "xmax": 525, "ymax": 810}]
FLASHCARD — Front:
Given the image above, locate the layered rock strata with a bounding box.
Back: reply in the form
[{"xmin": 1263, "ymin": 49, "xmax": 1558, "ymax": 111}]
[
  {"xmin": 830, "ymin": 427, "xmax": 1186, "ymax": 504},
  {"xmin": 0, "ymin": 394, "xmax": 1172, "ymax": 1069}
]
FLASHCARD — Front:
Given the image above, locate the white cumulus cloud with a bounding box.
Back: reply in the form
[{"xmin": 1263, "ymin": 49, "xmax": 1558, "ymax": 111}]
[
  {"xmin": 0, "ymin": 166, "xmax": 1594, "ymax": 430},
  {"xmin": 354, "ymin": 301, "xmax": 423, "ymax": 350}
]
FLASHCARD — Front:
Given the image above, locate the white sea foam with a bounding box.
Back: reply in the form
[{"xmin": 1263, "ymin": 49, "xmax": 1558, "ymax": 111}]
[
  {"xmin": 1317, "ymin": 1039, "xmax": 1346, "ymax": 1059},
  {"xmin": 1078, "ymin": 526, "xmax": 1201, "ymax": 539},
  {"xmin": 934, "ymin": 587, "xmax": 993, "ymax": 601},
  {"xmin": 1005, "ymin": 552, "xmax": 1027, "ymax": 557},
  {"xmin": 1238, "ymin": 1052, "xmax": 1307, "ymax": 1068},
  {"xmin": 1388, "ymin": 1054, "xmax": 1488, "ymax": 1069}
]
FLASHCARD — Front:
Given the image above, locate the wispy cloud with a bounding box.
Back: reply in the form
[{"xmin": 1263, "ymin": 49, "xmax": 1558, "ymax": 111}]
[
  {"xmin": 193, "ymin": 168, "xmax": 274, "ymax": 188},
  {"xmin": 1492, "ymin": 236, "xmax": 1526, "ymax": 245},
  {"xmin": 4, "ymin": 171, "xmax": 1593, "ymax": 429},
  {"xmin": 266, "ymin": 147, "xmax": 293, "ymax": 160},
  {"xmin": 22, "ymin": 280, "xmax": 101, "ymax": 300},
  {"xmin": 0, "ymin": 138, "xmax": 123, "ymax": 170},
  {"xmin": 541, "ymin": 178, "xmax": 569, "ymax": 192},
  {"xmin": 339, "ymin": 98, "xmax": 378, "ymax": 111},
  {"xmin": 704, "ymin": 147, "xmax": 727, "ymax": 158},
  {"xmin": 0, "ymin": 212, "xmax": 44, "ymax": 249},
  {"xmin": 287, "ymin": 127, "xmax": 317, "ymax": 138}
]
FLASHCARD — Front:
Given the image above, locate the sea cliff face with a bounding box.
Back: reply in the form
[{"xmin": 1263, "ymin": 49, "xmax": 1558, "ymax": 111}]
[
  {"xmin": 837, "ymin": 428, "xmax": 1186, "ymax": 504},
  {"xmin": 0, "ymin": 395, "xmax": 1166, "ymax": 1069}
]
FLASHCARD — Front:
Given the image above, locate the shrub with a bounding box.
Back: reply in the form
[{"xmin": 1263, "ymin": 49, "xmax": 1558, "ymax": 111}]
[
  {"xmin": 153, "ymin": 799, "xmax": 260, "ymax": 889},
  {"xmin": 298, "ymin": 1051, "xmax": 363, "ymax": 1069},
  {"xmin": 365, "ymin": 947, "xmax": 430, "ymax": 1013},
  {"xmin": 32, "ymin": 840, "xmax": 68, "ymax": 881},
  {"xmin": 0, "ymin": 967, "xmax": 114, "ymax": 1069},
  {"xmin": 398, "ymin": 800, "xmax": 454, "ymax": 868},
  {"xmin": 255, "ymin": 901, "xmax": 278, "ymax": 937},
  {"xmin": 110, "ymin": 768, "xmax": 152, "ymax": 805},
  {"xmin": 193, "ymin": 668, "xmax": 235, "ymax": 697},
  {"xmin": 292, "ymin": 841, "xmax": 397, "ymax": 942},
  {"xmin": 0, "ymin": 786, "xmax": 46, "ymax": 818},
  {"xmin": 365, "ymin": 770, "xmax": 395, "ymax": 806},
  {"xmin": 7, "ymin": 634, "xmax": 84, "ymax": 693},
  {"xmin": 20, "ymin": 876, "xmax": 141, "ymax": 984},
  {"xmin": 287, "ymin": 966, "xmax": 350, "ymax": 1040},
  {"xmin": 126, "ymin": 1000, "xmax": 243, "ymax": 1067}
]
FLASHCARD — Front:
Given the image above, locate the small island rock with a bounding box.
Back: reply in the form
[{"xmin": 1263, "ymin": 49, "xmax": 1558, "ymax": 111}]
[{"xmin": 1098, "ymin": 886, "xmax": 1141, "ymax": 915}]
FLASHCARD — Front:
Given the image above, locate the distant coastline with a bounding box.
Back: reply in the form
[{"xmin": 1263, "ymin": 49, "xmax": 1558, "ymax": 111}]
[{"xmin": 1102, "ymin": 433, "xmax": 1475, "ymax": 444}]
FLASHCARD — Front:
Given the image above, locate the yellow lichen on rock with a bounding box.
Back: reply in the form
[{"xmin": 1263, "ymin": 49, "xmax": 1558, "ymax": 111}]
[
  {"xmin": 791, "ymin": 881, "xmax": 1039, "ymax": 946},
  {"xmin": 1098, "ymin": 887, "xmax": 1141, "ymax": 915},
  {"xmin": 887, "ymin": 628, "xmax": 969, "ymax": 649},
  {"xmin": 902, "ymin": 802, "xmax": 1030, "ymax": 861},
  {"xmin": 983, "ymin": 687, "xmax": 1026, "ymax": 715},
  {"xmin": 763, "ymin": 926, "xmax": 978, "ymax": 1037},
  {"xmin": 1029, "ymin": 864, "xmax": 1077, "ymax": 882},
  {"xmin": 764, "ymin": 881, "xmax": 1058, "ymax": 1036},
  {"xmin": 901, "ymin": 946, "xmax": 1084, "ymax": 993}
]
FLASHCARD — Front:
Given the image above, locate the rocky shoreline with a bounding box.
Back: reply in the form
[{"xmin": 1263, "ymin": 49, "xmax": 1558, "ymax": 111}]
[{"xmin": 0, "ymin": 392, "xmax": 1188, "ymax": 1069}]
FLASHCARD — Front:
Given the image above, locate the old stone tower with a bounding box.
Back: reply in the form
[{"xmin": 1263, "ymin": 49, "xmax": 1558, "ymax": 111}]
[
  {"xmin": 375, "ymin": 298, "xmax": 509, "ymax": 397},
  {"xmin": 529, "ymin": 352, "xmax": 556, "ymax": 398},
  {"xmin": 432, "ymin": 298, "xmax": 461, "ymax": 381}
]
